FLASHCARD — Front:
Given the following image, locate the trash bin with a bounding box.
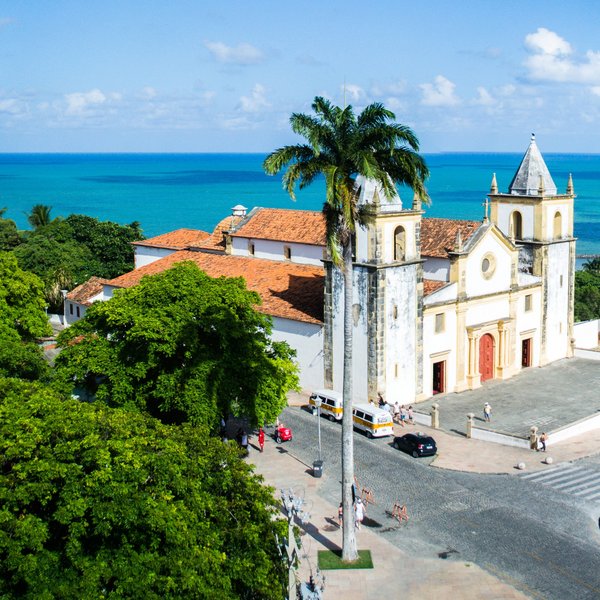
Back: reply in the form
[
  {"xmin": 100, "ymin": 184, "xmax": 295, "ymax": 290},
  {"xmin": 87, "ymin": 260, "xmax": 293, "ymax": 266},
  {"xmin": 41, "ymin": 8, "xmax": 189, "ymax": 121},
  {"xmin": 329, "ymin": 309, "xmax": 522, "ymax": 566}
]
[{"xmin": 312, "ymin": 460, "xmax": 323, "ymax": 478}]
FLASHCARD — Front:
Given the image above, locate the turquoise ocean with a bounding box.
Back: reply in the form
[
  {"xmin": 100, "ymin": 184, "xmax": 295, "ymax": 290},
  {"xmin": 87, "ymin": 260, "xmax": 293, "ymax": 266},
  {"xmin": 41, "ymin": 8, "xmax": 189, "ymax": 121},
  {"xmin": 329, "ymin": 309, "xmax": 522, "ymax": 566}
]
[{"xmin": 0, "ymin": 153, "xmax": 598, "ymax": 258}]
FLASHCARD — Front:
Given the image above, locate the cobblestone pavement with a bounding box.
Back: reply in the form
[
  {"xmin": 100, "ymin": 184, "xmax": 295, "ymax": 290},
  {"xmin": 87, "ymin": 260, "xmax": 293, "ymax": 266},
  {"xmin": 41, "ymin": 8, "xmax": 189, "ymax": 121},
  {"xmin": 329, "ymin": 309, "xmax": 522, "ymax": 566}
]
[
  {"xmin": 416, "ymin": 358, "xmax": 600, "ymax": 437},
  {"xmin": 261, "ymin": 388, "xmax": 600, "ymax": 600}
]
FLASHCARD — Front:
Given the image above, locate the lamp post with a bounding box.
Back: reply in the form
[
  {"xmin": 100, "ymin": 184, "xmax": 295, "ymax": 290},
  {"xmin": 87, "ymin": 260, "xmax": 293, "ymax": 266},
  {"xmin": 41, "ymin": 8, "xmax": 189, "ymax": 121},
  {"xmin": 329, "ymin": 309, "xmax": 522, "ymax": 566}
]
[
  {"xmin": 279, "ymin": 488, "xmax": 310, "ymax": 600},
  {"xmin": 314, "ymin": 397, "xmax": 322, "ymax": 462}
]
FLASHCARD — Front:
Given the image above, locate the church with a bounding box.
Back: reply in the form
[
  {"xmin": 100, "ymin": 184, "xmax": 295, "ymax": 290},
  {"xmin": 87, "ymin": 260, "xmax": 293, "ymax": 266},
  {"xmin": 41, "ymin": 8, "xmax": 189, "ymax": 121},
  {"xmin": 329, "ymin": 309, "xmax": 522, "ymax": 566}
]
[{"xmin": 65, "ymin": 135, "xmax": 576, "ymax": 405}]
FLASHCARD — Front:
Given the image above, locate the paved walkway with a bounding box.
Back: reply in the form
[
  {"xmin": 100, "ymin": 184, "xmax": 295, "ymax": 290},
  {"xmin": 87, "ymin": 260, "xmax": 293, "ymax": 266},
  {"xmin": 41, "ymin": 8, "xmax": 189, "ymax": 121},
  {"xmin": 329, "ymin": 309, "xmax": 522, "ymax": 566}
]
[
  {"xmin": 417, "ymin": 358, "xmax": 600, "ymax": 438},
  {"xmin": 252, "ymin": 437, "xmax": 530, "ymax": 600}
]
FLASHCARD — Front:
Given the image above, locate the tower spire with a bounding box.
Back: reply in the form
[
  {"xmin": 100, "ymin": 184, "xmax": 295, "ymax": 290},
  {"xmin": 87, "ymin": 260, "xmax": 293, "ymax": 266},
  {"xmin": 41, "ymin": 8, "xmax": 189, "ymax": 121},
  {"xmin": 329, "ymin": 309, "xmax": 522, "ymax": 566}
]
[
  {"xmin": 538, "ymin": 174, "xmax": 545, "ymax": 196},
  {"xmin": 566, "ymin": 173, "xmax": 574, "ymax": 195},
  {"xmin": 490, "ymin": 172, "xmax": 498, "ymax": 194}
]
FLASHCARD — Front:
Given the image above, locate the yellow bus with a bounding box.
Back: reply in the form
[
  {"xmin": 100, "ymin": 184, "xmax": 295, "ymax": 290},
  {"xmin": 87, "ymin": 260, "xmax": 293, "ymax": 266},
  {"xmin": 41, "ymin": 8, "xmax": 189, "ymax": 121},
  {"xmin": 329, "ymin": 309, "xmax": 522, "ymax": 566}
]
[
  {"xmin": 309, "ymin": 389, "xmax": 343, "ymax": 422},
  {"xmin": 352, "ymin": 403, "xmax": 394, "ymax": 438}
]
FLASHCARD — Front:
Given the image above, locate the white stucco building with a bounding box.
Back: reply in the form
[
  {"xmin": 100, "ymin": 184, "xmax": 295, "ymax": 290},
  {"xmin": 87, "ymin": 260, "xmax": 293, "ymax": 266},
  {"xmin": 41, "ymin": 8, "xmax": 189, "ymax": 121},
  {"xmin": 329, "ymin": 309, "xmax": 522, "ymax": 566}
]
[{"xmin": 66, "ymin": 136, "xmax": 576, "ymax": 402}]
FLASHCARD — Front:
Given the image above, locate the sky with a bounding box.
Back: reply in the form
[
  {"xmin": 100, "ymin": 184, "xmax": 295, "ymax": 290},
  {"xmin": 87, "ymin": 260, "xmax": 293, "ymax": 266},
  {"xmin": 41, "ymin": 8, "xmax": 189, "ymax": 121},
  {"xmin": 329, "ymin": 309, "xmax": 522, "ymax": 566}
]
[{"xmin": 2, "ymin": 0, "xmax": 600, "ymax": 153}]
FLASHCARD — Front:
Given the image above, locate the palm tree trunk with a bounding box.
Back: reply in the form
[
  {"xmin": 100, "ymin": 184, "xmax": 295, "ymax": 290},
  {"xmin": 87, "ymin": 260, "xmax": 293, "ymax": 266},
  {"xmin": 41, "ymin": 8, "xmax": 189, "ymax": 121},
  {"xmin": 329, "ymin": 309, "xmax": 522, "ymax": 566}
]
[{"xmin": 341, "ymin": 239, "xmax": 358, "ymax": 562}]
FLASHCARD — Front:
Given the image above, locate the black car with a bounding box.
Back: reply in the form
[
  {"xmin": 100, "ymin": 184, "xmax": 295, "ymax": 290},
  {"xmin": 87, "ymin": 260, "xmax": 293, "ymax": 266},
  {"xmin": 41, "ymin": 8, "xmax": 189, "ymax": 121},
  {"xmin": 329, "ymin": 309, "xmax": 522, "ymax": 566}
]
[{"xmin": 393, "ymin": 432, "xmax": 437, "ymax": 457}]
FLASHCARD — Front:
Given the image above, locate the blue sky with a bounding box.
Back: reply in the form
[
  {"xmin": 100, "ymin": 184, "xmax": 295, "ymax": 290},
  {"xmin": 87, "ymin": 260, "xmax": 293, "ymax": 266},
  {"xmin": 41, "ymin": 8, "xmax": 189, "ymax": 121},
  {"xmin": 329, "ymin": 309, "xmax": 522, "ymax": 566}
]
[{"xmin": 2, "ymin": 0, "xmax": 600, "ymax": 152}]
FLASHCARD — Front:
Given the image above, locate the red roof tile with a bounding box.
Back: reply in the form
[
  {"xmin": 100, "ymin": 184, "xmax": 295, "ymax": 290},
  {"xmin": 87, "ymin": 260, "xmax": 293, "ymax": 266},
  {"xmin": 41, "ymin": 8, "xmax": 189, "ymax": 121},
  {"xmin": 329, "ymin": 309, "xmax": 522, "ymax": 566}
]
[
  {"xmin": 194, "ymin": 215, "xmax": 244, "ymax": 252},
  {"xmin": 134, "ymin": 228, "xmax": 210, "ymax": 250},
  {"xmin": 66, "ymin": 276, "xmax": 110, "ymax": 306},
  {"xmin": 423, "ymin": 279, "xmax": 447, "ymax": 296},
  {"xmin": 420, "ymin": 218, "xmax": 480, "ymax": 258},
  {"xmin": 107, "ymin": 251, "xmax": 324, "ymax": 325},
  {"xmin": 230, "ymin": 208, "xmax": 326, "ymax": 246}
]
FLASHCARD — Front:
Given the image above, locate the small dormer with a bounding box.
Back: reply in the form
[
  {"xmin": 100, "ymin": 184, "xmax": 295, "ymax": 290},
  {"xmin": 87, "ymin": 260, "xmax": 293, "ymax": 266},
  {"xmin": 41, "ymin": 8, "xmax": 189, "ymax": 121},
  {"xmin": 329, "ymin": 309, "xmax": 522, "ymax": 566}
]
[
  {"xmin": 489, "ymin": 134, "xmax": 575, "ymax": 243},
  {"xmin": 353, "ymin": 175, "xmax": 421, "ymax": 265}
]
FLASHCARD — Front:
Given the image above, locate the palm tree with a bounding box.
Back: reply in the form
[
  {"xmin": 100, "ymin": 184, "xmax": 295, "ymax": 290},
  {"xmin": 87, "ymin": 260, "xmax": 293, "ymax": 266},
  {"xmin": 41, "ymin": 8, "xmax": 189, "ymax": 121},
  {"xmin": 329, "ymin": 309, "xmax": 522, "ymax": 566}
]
[
  {"xmin": 26, "ymin": 204, "xmax": 53, "ymax": 230},
  {"xmin": 264, "ymin": 97, "xmax": 428, "ymax": 561}
]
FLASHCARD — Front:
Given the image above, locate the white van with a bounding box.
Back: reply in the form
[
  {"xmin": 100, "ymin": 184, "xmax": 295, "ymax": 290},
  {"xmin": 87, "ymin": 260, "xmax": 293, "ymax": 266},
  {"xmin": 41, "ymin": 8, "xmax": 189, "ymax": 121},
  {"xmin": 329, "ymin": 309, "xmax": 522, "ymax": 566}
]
[
  {"xmin": 352, "ymin": 403, "xmax": 394, "ymax": 438},
  {"xmin": 309, "ymin": 389, "xmax": 343, "ymax": 422}
]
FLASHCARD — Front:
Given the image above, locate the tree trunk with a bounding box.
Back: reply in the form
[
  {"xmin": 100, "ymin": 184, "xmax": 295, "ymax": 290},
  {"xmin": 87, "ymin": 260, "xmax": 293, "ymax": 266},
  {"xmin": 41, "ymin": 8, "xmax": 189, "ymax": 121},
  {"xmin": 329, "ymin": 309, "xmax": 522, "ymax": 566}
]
[{"xmin": 341, "ymin": 240, "xmax": 358, "ymax": 562}]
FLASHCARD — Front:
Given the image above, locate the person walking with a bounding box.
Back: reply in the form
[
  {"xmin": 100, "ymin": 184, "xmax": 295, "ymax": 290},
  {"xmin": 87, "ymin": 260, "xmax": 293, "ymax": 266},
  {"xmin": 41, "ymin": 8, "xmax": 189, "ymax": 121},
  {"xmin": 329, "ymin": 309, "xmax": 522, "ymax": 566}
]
[
  {"xmin": 539, "ymin": 432, "xmax": 548, "ymax": 452},
  {"xmin": 338, "ymin": 502, "xmax": 343, "ymax": 528},
  {"xmin": 483, "ymin": 402, "xmax": 492, "ymax": 422},
  {"xmin": 240, "ymin": 429, "xmax": 249, "ymax": 454},
  {"xmin": 378, "ymin": 392, "xmax": 385, "ymax": 408},
  {"xmin": 399, "ymin": 405, "xmax": 407, "ymax": 427},
  {"xmin": 394, "ymin": 401, "xmax": 400, "ymax": 424},
  {"xmin": 258, "ymin": 427, "xmax": 265, "ymax": 452},
  {"xmin": 354, "ymin": 498, "xmax": 365, "ymax": 530},
  {"xmin": 408, "ymin": 405, "xmax": 414, "ymax": 425}
]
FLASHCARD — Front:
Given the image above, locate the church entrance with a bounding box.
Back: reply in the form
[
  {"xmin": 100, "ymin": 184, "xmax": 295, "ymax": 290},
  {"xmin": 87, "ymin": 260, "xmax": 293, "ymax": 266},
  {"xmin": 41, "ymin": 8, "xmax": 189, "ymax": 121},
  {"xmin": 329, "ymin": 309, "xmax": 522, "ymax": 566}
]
[
  {"xmin": 432, "ymin": 360, "xmax": 445, "ymax": 394},
  {"xmin": 522, "ymin": 338, "xmax": 532, "ymax": 368},
  {"xmin": 479, "ymin": 334, "xmax": 495, "ymax": 382}
]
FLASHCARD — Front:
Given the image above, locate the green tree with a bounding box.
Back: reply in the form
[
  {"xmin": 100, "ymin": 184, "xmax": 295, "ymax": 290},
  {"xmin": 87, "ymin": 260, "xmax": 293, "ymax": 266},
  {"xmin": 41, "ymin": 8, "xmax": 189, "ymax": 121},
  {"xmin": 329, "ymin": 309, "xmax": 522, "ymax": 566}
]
[
  {"xmin": 0, "ymin": 378, "xmax": 287, "ymax": 599},
  {"xmin": 264, "ymin": 97, "xmax": 428, "ymax": 561},
  {"xmin": 26, "ymin": 203, "xmax": 53, "ymax": 229},
  {"xmin": 583, "ymin": 257, "xmax": 600, "ymax": 274},
  {"xmin": 56, "ymin": 261, "xmax": 299, "ymax": 429},
  {"xmin": 575, "ymin": 269, "xmax": 600, "ymax": 321},
  {"xmin": 0, "ymin": 253, "xmax": 51, "ymax": 380},
  {"xmin": 0, "ymin": 208, "xmax": 21, "ymax": 251}
]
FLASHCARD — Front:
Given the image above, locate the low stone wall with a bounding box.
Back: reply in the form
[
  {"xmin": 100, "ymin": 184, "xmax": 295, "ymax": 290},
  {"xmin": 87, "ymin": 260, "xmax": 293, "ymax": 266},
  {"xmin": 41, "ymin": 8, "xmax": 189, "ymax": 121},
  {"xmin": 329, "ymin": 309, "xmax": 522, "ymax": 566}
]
[
  {"xmin": 469, "ymin": 427, "xmax": 530, "ymax": 449},
  {"xmin": 574, "ymin": 348, "xmax": 600, "ymax": 361},
  {"xmin": 548, "ymin": 411, "xmax": 600, "ymax": 445},
  {"xmin": 413, "ymin": 411, "xmax": 431, "ymax": 426}
]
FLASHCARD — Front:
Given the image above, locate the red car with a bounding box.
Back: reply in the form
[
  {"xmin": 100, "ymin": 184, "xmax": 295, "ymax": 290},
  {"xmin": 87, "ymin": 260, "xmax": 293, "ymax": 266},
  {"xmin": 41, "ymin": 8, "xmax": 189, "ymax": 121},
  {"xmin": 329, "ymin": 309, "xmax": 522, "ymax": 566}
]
[{"xmin": 274, "ymin": 424, "xmax": 292, "ymax": 444}]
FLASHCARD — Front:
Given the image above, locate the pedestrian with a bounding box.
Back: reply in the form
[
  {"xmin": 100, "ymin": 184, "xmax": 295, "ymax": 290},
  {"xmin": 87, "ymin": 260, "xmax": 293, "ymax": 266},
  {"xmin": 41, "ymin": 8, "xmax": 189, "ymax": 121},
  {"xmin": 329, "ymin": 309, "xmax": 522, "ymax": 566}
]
[
  {"xmin": 258, "ymin": 427, "xmax": 265, "ymax": 452},
  {"xmin": 394, "ymin": 401, "xmax": 400, "ymax": 423},
  {"xmin": 338, "ymin": 502, "xmax": 343, "ymax": 528},
  {"xmin": 408, "ymin": 405, "xmax": 414, "ymax": 425},
  {"xmin": 400, "ymin": 405, "xmax": 407, "ymax": 427},
  {"xmin": 240, "ymin": 429, "xmax": 249, "ymax": 454},
  {"xmin": 377, "ymin": 392, "xmax": 385, "ymax": 408},
  {"xmin": 483, "ymin": 402, "xmax": 492, "ymax": 422},
  {"xmin": 539, "ymin": 432, "xmax": 548, "ymax": 452},
  {"xmin": 369, "ymin": 397, "xmax": 375, "ymax": 406},
  {"xmin": 354, "ymin": 498, "xmax": 365, "ymax": 530}
]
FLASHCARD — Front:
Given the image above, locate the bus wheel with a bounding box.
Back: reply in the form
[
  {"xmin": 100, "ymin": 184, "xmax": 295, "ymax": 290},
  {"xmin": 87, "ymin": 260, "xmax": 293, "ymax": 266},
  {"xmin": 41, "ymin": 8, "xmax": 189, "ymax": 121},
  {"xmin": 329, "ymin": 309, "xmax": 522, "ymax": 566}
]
[
  {"xmin": 366, "ymin": 431, "xmax": 373, "ymax": 439},
  {"xmin": 329, "ymin": 414, "xmax": 336, "ymax": 422}
]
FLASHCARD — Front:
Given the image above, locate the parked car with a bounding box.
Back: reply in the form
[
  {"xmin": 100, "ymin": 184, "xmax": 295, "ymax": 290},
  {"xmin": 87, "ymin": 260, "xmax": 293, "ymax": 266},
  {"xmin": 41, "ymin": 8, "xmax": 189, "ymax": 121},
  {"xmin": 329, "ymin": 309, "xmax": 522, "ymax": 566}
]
[
  {"xmin": 274, "ymin": 423, "xmax": 292, "ymax": 444},
  {"xmin": 393, "ymin": 432, "xmax": 437, "ymax": 457}
]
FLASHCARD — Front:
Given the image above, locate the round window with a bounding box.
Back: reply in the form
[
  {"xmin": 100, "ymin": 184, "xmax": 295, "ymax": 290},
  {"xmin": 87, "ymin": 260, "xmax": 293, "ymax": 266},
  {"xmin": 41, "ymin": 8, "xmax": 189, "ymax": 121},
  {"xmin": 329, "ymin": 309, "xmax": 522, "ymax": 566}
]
[{"xmin": 481, "ymin": 253, "xmax": 496, "ymax": 279}]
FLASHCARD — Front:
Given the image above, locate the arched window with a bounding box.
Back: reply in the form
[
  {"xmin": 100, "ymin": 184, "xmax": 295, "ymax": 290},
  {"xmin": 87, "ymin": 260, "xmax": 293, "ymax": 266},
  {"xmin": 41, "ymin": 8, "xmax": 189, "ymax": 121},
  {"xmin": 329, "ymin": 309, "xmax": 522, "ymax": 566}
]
[
  {"xmin": 510, "ymin": 211, "xmax": 523, "ymax": 240},
  {"xmin": 394, "ymin": 226, "xmax": 406, "ymax": 261},
  {"xmin": 553, "ymin": 211, "xmax": 562, "ymax": 239}
]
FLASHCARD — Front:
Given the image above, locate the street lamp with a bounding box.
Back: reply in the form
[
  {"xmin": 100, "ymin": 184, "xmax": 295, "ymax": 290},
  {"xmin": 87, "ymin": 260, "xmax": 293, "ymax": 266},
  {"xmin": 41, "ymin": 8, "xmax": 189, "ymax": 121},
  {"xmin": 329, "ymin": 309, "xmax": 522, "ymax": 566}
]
[
  {"xmin": 314, "ymin": 397, "xmax": 322, "ymax": 462},
  {"xmin": 278, "ymin": 488, "xmax": 310, "ymax": 600}
]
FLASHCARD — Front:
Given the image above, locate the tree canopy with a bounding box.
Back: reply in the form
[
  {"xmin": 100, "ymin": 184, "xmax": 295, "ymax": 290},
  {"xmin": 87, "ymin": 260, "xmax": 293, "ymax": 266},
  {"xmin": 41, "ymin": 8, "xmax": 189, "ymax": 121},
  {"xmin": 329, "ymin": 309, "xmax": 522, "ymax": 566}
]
[
  {"xmin": 0, "ymin": 378, "xmax": 287, "ymax": 599},
  {"xmin": 575, "ymin": 268, "xmax": 600, "ymax": 322},
  {"xmin": 56, "ymin": 261, "xmax": 298, "ymax": 429},
  {"xmin": 13, "ymin": 214, "xmax": 144, "ymax": 311}
]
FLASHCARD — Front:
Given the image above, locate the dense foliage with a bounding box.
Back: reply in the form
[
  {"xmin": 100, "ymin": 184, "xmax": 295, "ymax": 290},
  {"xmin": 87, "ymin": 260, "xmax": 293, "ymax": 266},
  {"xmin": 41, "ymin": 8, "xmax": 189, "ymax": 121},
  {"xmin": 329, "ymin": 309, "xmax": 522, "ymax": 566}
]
[
  {"xmin": 575, "ymin": 259, "xmax": 600, "ymax": 322},
  {"xmin": 56, "ymin": 262, "xmax": 299, "ymax": 429},
  {"xmin": 13, "ymin": 214, "xmax": 143, "ymax": 311},
  {"xmin": 0, "ymin": 209, "xmax": 20, "ymax": 251},
  {"xmin": 0, "ymin": 379, "xmax": 287, "ymax": 599},
  {"xmin": 0, "ymin": 253, "xmax": 51, "ymax": 380}
]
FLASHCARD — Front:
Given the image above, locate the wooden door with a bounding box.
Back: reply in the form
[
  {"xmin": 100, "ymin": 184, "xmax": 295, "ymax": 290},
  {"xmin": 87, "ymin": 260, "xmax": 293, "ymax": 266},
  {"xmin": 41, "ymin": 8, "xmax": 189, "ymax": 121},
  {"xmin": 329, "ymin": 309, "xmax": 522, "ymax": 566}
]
[
  {"xmin": 432, "ymin": 361, "xmax": 445, "ymax": 394},
  {"xmin": 479, "ymin": 334, "xmax": 495, "ymax": 382},
  {"xmin": 522, "ymin": 338, "xmax": 532, "ymax": 367}
]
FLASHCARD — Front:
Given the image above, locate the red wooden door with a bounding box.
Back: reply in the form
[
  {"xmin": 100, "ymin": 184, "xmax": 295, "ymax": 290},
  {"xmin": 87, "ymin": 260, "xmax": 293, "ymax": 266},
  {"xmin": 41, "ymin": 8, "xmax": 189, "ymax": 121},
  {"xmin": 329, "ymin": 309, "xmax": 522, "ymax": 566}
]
[
  {"xmin": 522, "ymin": 338, "xmax": 532, "ymax": 367},
  {"xmin": 433, "ymin": 361, "xmax": 445, "ymax": 394},
  {"xmin": 479, "ymin": 334, "xmax": 495, "ymax": 381}
]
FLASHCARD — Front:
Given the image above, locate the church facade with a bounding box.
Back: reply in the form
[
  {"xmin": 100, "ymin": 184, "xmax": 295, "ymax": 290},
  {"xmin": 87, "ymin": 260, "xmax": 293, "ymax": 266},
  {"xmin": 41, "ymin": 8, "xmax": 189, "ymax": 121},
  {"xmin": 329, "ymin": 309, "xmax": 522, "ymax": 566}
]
[{"xmin": 65, "ymin": 136, "xmax": 576, "ymax": 404}]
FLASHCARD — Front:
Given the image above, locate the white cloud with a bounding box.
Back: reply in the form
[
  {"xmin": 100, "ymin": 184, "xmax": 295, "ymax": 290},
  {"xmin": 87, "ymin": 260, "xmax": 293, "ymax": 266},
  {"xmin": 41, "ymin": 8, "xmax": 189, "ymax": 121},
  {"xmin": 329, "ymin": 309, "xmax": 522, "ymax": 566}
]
[
  {"xmin": 473, "ymin": 86, "xmax": 495, "ymax": 106},
  {"xmin": 591, "ymin": 86, "xmax": 600, "ymax": 97},
  {"xmin": 0, "ymin": 98, "xmax": 22, "ymax": 114},
  {"xmin": 239, "ymin": 84, "xmax": 270, "ymax": 113},
  {"xmin": 64, "ymin": 89, "xmax": 106, "ymax": 115},
  {"xmin": 204, "ymin": 41, "xmax": 264, "ymax": 65},
  {"xmin": 343, "ymin": 83, "xmax": 365, "ymax": 103},
  {"xmin": 524, "ymin": 28, "xmax": 600, "ymax": 84},
  {"xmin": 141, "ymin": 86, "xmax": 157, "ymax": 99},
  {"xmin": 419, "ymin": 75, "xmax": 460, "ymax": 106}
]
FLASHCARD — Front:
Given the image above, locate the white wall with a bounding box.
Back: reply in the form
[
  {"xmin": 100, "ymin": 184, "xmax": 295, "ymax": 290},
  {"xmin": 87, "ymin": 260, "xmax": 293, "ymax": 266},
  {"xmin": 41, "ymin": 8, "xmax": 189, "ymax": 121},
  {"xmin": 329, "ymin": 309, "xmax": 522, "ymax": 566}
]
[
  {"xmin": 465, "ymin": 235, "xmax": 512, "ymax": 298},
  {"xmin": 423, "ymin": 257, "xmax": 450, "ymax": 281},
  {"xmin": 64, "ymin": 300, "xmax": 87, "ymax": 326},
  {"xmin": 271, "ymin": 317, "xmax": 324, "ymax": 391},
  {"xmin": 573, "ymin": 320, "xmax": 599, "ymax": 349},
  {"xmin": 135, "ymin": 246, "xmax": 175, "ymax": 269},
  {"xmin": 422, "ymin": 307, "xmax": 456, "ymax": 397},
  {"xmin": 544, "ymin": 242, "xmax": 571, "ymax": 363},
  {"xmin": 231, "ymin": 237, "xmax": 324, "ymax": 266},
  {"xmin": 497, "ymin": 204, "xmax": 535, "ymax": 240},
  {"xmin": 543, "ymin": 202, "xmax": 571, "ymax": 240}
]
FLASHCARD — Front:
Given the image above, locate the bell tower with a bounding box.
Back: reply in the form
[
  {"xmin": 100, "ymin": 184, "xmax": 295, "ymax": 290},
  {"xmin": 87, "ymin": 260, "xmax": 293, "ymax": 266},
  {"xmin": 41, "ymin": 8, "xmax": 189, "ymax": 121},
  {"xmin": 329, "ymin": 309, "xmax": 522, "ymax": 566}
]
[
  {"xmin": 324, "ymin": 176, "xmax": 423, "ymax": 403},
  {"xmin": 488, "ymin": 134, "xmax": 576, "ymax": 364}
]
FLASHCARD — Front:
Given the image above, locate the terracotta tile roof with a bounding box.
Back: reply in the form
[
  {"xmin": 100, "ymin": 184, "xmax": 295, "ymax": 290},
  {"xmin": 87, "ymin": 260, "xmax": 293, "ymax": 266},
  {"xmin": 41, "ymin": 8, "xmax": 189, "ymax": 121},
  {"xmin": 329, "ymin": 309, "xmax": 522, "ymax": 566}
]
[
  {"xmin": 420, "ymin": 218, "xmax": 481, "ymax": 258},
  {"xmin": 133, "ymin": 228, "xmax": 211, "ymax": 250},
  {"xmin": 107, "ymin": 250, "xmax": 324, "ymax": 325},
  {"xmin": 230, "ymin": 208, "xmax": 326, "ymax": 246},
  {"xmin": 194, "ymin": 214, "xmax": 245, "ymax": 252},
  {"xmin": 423, "ymin": 279, "xmax": 447, "ymax": 296},
  {"xmin": 66, "ymin": 276, "xmax": 110, "ymax": 306}
]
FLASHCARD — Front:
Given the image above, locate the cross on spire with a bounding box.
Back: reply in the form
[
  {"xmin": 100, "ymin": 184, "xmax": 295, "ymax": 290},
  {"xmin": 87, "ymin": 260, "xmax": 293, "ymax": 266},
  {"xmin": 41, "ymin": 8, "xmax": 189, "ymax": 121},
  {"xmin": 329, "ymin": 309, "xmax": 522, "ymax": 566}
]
[{"xmin": 482, "ymin": 197, "xmax": 490, "ymax": 223}]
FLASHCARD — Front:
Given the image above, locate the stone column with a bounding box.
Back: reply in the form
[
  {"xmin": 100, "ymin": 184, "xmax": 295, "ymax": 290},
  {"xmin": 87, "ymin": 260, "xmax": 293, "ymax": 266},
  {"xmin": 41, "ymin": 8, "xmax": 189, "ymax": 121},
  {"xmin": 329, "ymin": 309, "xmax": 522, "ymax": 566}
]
[
  {"xmin": 466, "ymin": 413, "xmax": 475, "ymax": 438},
  {"xmin": 529, "ymin": 426, "xmax": 539, "ymax": 451},
  {"xmin": 430, "ymin": 403, "xmax": 439, "ymax": 429}
]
